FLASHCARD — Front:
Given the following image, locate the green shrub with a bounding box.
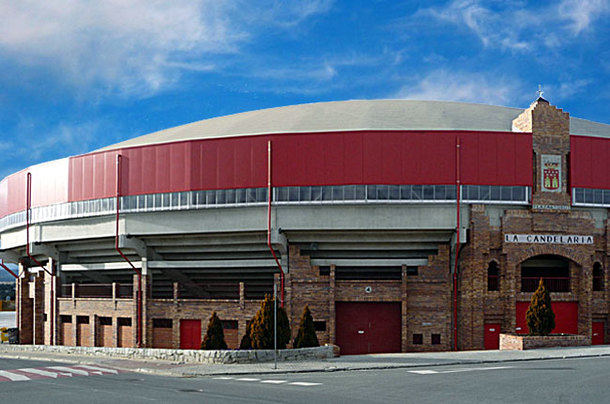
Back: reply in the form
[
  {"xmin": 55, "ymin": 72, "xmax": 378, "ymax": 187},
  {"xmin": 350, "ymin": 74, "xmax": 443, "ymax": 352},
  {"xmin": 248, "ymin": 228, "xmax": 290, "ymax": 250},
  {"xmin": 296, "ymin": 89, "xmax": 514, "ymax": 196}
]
[
  {"xmin": 526, "ymin": 279, "xmax": 556, "ymax": 336},
  {"xmin": 250, "ymin": 294, "xmax": 290, "ymax": 349},
  {"xmin": 239, "ymin": 320, "xmax": 253, "ymax": 350},
  {"xmin": 293, "ymin": 306, "xmax": 319, "ymax": 348},
  {"xmin": 201, "ymin": 312, "xmax": 228, "ymax": 350}
]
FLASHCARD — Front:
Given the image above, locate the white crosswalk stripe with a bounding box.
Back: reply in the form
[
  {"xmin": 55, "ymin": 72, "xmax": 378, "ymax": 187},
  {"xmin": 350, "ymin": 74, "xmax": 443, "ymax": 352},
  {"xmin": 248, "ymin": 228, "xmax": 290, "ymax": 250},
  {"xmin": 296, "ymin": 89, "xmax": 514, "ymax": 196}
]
[
  {"xmin": 260, "ymin": 380, "xmax": 287, "ymax": 384},
  {"xmin": 213, "ymin": 376, "xmax": 234, "ymax": 380},
  {"xmin": 0, "ymin": 370, "xmax": 31, "ymax": 381},
  {"xmin": 76, "ymin": 365, "xmax": 119, "ymax": 374},
  {"xmin": 47, "ymin": 366, "xmax": 90, "ymax": 376},
  {"xmin": 236, "ymin": 377, "xmax": 260, "ymax": 382},
  {"xmin": 408, "ymin": 370, "xmax": 439, "ymax": 374},
  {"xmin": 289, "ymin": 382, "xmax": 322, "ymax": 386},
  {"xmin": 18, "ymin": 368, "xmax": 60, "ymax": 378}
]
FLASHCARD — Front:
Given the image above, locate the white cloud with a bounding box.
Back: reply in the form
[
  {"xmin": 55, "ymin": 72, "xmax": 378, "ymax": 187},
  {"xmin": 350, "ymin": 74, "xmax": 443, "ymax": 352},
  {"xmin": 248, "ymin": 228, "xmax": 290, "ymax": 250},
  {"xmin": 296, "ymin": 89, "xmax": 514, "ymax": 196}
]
[
  {"xmin": 0, "ymin": 0, "xmax": 333, "ymax": 97},
  {"xmin": 416, "ymin": 0, "xmax": 609, "ymax": 51},
  {"xmin": 393, "ymin": 70, "xmax": 525, "ymax": 106},
  {"xmin": 558, "ymin": 0, "xmax": 610, "ymax": 34}
]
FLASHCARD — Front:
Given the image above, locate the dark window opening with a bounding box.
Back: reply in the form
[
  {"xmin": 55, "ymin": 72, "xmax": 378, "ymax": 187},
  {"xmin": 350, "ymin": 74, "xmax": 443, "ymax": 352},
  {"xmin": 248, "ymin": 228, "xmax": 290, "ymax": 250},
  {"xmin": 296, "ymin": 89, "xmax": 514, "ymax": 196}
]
[
  {"xmin": 153, "ymin": 318, "xmax": 172, "ymax": 328},
  {"xmin": 313, "ymin": 321, "xmax": 326, "ymax": 332},
  {"xmin": 118, "ymin": 317, "xmax": 132, "ymax": 327},
  {"xmin": 593, "ymin": 263, "xmax": 604, "ymax": 291},
  {"xmin": 99, "ymin": 317, "xmax": 112, "ymax": 326},
  {"xmin": 319, "ymin": 266, "xmax": 331, "ymax": 276},
  {"xmin": 407, "ymin": 266, "xmax": 419, "ymax": 276},
  {"xmin": 521, "ymin": 255, "xmax": 570, "ymax": 292},
  {"xmin": 43, "ymin": 313, "xmax": 47, "ymax": 322},
  {"xmin": 222, "ymin": 320, "xmax": 238, "ymax": 330},
  {"xmin": 335, "ymin": 266, "xmax": 402, "ymax": 280},
  {"xmin": 431, "ymin": 334, "xmax": 441, "ymax": 345},
  {"xmin": 76, "ymin": 316, "xmax": 89, "ymax": 324},
  {"xmin": 487, "ymin": 261, "xmax": 499, "ymax": 291},
  {"xmin": 413, "ymin": 333, "xmax": 423, "ymax": 345},
  {"xmin": 60, "ymin": 315, "xmax": 72, "ymax": 323}
]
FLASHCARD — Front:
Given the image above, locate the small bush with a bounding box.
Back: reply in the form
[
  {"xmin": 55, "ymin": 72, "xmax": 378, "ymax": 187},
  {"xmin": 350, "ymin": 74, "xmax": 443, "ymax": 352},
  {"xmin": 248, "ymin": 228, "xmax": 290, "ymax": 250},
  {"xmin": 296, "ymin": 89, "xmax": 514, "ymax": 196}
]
[
  {"xmin": 250, "ymin": 294, "xmax": 290, "ymax": 349},
  {"xmin": 239, "ymin": 320, "xmax": 253, "ymax": 350},
  {"xmin": 201, "ymin": 312, "xmax": 228, "ymax": 350},
  {"xmin": 526, "ymin": 279, "xmax": 556, "ymax": 336},
  {"xmin": 293, "ymin": 306, "xmax": 319, "ymax": 348}
]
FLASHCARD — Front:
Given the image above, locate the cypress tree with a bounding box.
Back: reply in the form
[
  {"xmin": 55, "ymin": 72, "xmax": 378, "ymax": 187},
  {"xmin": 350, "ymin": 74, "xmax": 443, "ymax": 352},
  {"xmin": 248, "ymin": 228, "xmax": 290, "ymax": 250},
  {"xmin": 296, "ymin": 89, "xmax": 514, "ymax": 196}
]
[
  {"xmin": 293, "ymin": 306, "xmax": 319, "ymax": 348},
  {"xmin": 250, "ymin": 294, "xmax": 290, "ymax": 349},
  {"xmin": 239, "ymin": 320, "xmax": 253, "ymax": 350},
  {"xmin": 526, "ymin": 279, "xmax": 556, "ymax": 336},
  {"xmin": 201, "ymin": 312, "xmax": 228, "ymax": 350}
]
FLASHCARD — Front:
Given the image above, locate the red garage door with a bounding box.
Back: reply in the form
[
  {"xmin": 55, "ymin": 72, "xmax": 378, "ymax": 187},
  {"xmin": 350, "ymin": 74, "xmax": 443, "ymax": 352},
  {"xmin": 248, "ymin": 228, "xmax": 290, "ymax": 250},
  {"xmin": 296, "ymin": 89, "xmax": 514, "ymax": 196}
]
[
  {"xmin": 180, "ymin": 320, "xmax": 201, "ymax": 350},
  {"xmin": 516, "ymin": 302, "xmax": 578, "ymax": 334},
  {"xmin": 335, "ymin": 302, "xmax": 401, "ymax": 355},
  {"xmin": 484, "ymin": 323, "xmax": 501, "ymax": 350}
]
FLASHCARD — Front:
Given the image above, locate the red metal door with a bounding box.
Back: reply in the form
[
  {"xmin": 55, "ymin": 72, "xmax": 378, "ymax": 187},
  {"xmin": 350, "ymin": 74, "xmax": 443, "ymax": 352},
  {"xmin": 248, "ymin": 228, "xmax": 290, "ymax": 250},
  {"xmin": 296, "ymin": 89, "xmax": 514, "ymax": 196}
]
[
  {"xmin": 484, "ymin": 323, "xmax": 501, "ymax": 350},
  {"xmin": 592, "ymin": 322, "xmax": 605, "ymax": 345},
  {"xmin": 335, "ymin": 302, "xmax": 401, "ymax": 355},
  {"xmin": 180, "ymin": 320, "xmax": 201, "ymax": 349},
  {"xmin": 516, "ymin": 302, "xmax": 578, "ymax": 334}
]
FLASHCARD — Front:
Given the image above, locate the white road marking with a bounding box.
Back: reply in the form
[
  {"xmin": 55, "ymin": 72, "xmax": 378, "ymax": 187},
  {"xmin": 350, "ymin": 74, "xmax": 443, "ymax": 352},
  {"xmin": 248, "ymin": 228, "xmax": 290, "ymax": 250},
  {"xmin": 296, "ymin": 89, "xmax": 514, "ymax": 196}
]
[
  {"xmin": 409, "ymin": 366, "xmax": 512, "ymax": 375},
  {"xmin": 18, "ymin": 368, "xmax": 60, "ymax": 378},
  {"xmin": 289, "ymin": 382, "xmax": 322, "ymax": 386},
  {"xmin": 439, "ymin": 366, "xmax": 511, "ymax": 374},
  {"xmin": 236, "ymin": 378, "xmax": 260, "ymax": 382},
  {"xmin": 0, "ymin": 370, "xmax": 30, "ymax": 381},
  {"xmin": 213, "ymin": 377, "xmax": 234, "ymax": 380},
  {"xmin": 47, "ymin": 366, "xmax": 90, "ymax": 376},
  {"xmin": 76, "ymin": 365, "xmax": 119, "ymax": 374},
  {"xmin": 260, "ymin": 380, "xmax": 287, "ymax": 384}
]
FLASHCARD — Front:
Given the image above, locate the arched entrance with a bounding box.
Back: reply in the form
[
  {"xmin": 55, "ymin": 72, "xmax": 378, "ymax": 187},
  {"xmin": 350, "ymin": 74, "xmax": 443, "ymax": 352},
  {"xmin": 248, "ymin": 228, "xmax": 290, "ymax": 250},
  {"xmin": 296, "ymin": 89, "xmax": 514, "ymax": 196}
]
[{"xmin": 516, "ymin": 254, "xmax": 579, "ymax": 335}]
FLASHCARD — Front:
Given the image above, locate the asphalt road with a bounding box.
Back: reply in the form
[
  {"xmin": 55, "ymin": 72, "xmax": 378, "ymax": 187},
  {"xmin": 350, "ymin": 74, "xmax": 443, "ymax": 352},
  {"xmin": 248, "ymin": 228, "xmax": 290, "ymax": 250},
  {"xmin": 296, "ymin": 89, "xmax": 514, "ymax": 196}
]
[{"xmin": 0, "ymin": 356, "xmax": 608, "ymax": 403}]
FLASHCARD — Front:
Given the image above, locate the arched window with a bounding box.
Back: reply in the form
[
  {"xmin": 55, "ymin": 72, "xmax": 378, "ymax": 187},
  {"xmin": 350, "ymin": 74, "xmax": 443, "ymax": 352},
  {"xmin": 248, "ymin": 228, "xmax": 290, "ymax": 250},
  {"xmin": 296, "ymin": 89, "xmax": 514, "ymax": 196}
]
[
  {"xmin": 487, "ymin": 261, "xmax": 499, "ymax": 291},
  {"xmin": 593, "ymin": 262, "xmax": 604, "ymax": 291},
  {"xmin": 521, "ymin": 255, "xmax": 570, "ymax": 292}
]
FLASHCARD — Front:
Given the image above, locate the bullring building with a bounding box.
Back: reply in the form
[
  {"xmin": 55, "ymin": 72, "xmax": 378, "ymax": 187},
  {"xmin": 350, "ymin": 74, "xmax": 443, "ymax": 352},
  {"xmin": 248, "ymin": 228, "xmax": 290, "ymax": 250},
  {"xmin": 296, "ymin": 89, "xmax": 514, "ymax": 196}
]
[{"xmin": 0, "ymin": 98, "xmax": 608, "ymax": 353}]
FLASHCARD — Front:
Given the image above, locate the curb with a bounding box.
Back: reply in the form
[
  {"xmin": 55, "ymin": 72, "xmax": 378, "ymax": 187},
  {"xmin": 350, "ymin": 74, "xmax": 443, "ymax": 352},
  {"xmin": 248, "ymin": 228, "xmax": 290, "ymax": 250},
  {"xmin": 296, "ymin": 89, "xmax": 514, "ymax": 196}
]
[{"xmin": 1, "ymin": 350, "xmax": 608, "ymax": 378}]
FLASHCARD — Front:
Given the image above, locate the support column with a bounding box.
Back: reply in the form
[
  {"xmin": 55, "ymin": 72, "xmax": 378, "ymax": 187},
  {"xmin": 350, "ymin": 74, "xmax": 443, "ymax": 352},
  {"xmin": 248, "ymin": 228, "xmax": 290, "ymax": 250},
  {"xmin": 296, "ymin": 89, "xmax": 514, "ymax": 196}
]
[
  {"xmin": 33, "ymin": 272, "xmax": 44, "ymax": 345},
  {"xmin": 401, "ymin": 264, "xmax": 408, "ymax": 352},
  {"xmin": 329, "ymin": 264, "xmax": 336, "ymax": 345},
  {"xmin": 17, "ymin": 266, "xmax": 33, "ymax": 344}
]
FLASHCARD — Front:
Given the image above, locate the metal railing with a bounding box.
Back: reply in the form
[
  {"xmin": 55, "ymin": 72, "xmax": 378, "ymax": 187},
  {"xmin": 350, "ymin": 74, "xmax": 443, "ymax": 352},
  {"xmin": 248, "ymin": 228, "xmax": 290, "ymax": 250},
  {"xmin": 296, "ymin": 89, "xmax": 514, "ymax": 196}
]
[
  {"xmin": 59, "ymin": 283, "xmax": 134, "ymax": 298},
  {"xmin": 521, "ymin": 277, "xmax": 570, "ymax": 293}
]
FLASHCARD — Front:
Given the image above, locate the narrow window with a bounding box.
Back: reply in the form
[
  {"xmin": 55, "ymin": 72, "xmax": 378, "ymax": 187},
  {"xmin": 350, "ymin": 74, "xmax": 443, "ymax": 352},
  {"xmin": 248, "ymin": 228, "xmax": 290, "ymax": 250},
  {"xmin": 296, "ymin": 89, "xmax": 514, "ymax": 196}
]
[
  {"xmin": 413, "ymin": 333, "xmax": 423, "ymax": 345},
  {"xmin": 593, "ymin": 263, "xmax": 604, "ymax": 291},
  {"xmin": 487, "ymin": 261, "xmax": 499, "ymax": 291},
  {"xmin": 153, "ymin": 318, "xmax": 172, "ymax": 328},
  {"xmin": 99, "ymin": 317, "xmax": 112, "ymax": 326},
  {"xmin": 431, "ymin": 334, "xmax": 441, "ymax": 345},
  {"xmin": 313, "ymin": 321, "xmax": 326, "ymax": 332},
  {"xmin": 222, "ymin": 320, "xmax": 238, "ymax": 330}
]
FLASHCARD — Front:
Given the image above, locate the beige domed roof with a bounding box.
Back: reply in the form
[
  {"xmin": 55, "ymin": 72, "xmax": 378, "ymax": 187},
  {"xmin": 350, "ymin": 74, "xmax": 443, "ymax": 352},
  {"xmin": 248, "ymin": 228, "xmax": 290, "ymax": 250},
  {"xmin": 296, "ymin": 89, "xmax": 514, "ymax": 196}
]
[{"xmin": 97, "ymin": 99, "xmax": 610, "ymax": 151}]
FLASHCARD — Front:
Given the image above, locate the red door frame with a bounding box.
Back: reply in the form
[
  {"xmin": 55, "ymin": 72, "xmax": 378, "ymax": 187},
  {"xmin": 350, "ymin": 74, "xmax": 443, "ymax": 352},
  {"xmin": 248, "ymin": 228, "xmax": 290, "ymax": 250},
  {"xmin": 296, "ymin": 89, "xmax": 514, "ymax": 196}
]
[
  {"xmin": 592, "ymin": 322, "xmax": 605, "ymax": 345},
  {"xmin": 484, "ymin": 323, "xmax": 501, "ymax": 350},
  {"xmin": 180, "ymin": 320, "xmax": 202, "ymax": 349}
]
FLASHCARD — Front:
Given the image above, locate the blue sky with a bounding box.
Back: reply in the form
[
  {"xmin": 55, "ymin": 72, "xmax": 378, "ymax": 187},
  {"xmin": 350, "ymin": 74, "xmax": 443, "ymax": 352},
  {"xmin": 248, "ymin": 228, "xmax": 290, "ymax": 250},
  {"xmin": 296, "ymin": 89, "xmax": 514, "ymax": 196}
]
[{"xmin": 0, "ymin": 0, "xmax": 608, "ymax": 179}]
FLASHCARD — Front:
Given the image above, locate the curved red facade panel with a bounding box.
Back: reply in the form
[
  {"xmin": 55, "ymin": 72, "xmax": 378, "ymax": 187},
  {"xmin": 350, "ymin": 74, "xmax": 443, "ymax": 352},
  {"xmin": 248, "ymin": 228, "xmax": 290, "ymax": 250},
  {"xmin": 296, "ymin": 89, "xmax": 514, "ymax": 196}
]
[
  {"xmin": 571, "ymin": 136, "xmax": 610, "ymax": 189},
  {"xmin": 1, "ymin": 130, "xmax": 535, "ymax": 218}
]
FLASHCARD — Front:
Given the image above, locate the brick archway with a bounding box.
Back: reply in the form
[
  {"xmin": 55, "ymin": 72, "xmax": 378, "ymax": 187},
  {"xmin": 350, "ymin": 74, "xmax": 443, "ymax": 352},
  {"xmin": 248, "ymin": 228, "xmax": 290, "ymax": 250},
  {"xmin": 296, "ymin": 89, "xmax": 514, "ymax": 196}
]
[{"xmin": 510, "ymin": 244, "xmax": 590, "ymax": 269}]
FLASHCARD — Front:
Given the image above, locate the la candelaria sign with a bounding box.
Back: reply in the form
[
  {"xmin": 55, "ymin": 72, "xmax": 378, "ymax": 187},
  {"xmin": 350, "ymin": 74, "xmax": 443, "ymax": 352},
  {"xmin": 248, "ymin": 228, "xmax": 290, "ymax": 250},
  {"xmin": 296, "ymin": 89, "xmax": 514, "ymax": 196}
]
[{"xmin": 504, "ymin": 234, "xmax": 593, "ymax": 245}]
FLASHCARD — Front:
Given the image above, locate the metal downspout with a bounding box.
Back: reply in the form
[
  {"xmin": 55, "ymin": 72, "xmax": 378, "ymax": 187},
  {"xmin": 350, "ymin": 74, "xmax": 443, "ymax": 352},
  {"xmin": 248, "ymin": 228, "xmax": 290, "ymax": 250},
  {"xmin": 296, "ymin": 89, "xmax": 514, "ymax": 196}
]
[
  {"xmin": 453, "ymin": 139, "xmax": 461, "ymax": 351},
  {"xmin": 267, "ymin": 141, "xmax": 285, "ymax": 307},
  {"xmin": 26, "ymin": 172, "xmax": 55, "ymax": 345},
  {"xmin": 114, "ymin": 154, "xmax": 143, "ymax": 347}
]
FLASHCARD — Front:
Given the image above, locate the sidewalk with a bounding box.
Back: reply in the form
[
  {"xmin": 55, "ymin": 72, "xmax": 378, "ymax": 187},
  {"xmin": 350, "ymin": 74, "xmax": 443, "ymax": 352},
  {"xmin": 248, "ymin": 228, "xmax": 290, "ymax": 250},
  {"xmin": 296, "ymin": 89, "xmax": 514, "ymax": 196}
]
[{"xmin": 0, "ymin": 345, "xmax": 608, "ymax": 377}]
